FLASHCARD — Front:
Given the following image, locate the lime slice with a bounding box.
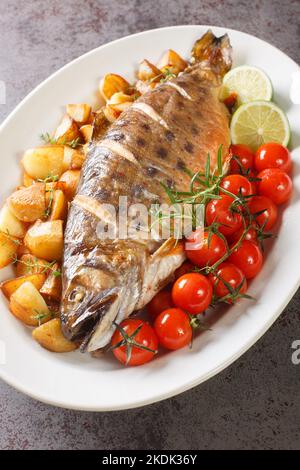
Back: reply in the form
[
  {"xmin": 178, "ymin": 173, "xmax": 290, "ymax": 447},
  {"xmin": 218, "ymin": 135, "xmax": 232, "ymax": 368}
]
[
  {"xmin": 220, "ymin": 65, "xmax": 273, "ymax": 105},
  {"xmin": 230, "ymin": 100, "xmax": 290, "ymax": 152}
]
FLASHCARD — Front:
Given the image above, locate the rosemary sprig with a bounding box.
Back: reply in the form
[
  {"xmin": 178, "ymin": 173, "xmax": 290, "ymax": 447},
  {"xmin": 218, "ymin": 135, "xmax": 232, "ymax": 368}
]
[
  {"xmin": 149, "ymin": 67, "xmax": 177, "ymax": 84},
  {"xmin": 0, "ymin": 230, "xmax": 22, "ymax": 246},
  {"xmin": 40, "ymin": 133, "xmax": 83, "ymax": 149},
  {"xmin": 12, "ymin": 255, "xmax": 61, "ymax": 277},
  {"xmin": 37, "ymin": 174, "xmax": 59, "ymax": 184},
  {"xmin": 31, "ymin": 309, "xmax": 55, "ymax": 326}
]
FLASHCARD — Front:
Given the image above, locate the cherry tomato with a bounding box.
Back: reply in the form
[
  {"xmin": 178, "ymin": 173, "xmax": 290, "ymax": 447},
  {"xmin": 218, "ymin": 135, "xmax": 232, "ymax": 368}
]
[
  {"xmin": 220, "ymin": 174, "xmax": 253, "ymax": 198},
  {"xmin": 257, "ymin": 168, "xmax": 292, "ymax": 205},
  {"xmin": 208, "ymin": 262, "xmax": 247, "ymax": 303},
  {"xmin": 255, "ymin": 143, "xmax": 292, "ymax": 173},
  {"xmin": 172, "ymin": 272, "xmax": 213, "ymax": 314},
  {"xmin": 228, "ymin": 240, "xmax": 263, "ymax": 279},
  {"xmin": 154, "ymin": 308, "xmax": 192, "ymax": 350},
  {"xmin": 111, "ymin": 319, "xmax": 158, "ymax": 366},
  {"xmin": 185, "ymin": 229, "xmax": 227, "ymax": 268},
  {"xmin": 147, "ymin": 289, "xmax": 173, "ymax": 320},
  {"xmin": 206, "ymin": 195, "xmax": 243, "ymax": 237},
  {"xmin": 229, "ymin": 144, "xmax": 254, "ymax": 173},
  {"xmin": 228, "ymin": 224, "xmax": 258, "ymax": 244},
  {"xmin": 248, "ymin": 195, "xmax": 278, "ymax": 231},
  {"xmin": 174, "ymin": 261, "xmax": 194, "ymax": 279}
]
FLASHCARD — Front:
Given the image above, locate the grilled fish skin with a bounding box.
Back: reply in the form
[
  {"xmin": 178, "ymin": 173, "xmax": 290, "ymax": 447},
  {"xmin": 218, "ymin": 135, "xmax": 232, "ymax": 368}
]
[{"xmin": 60, "ymin": 30, "xmax": 232, "ymax": 352}]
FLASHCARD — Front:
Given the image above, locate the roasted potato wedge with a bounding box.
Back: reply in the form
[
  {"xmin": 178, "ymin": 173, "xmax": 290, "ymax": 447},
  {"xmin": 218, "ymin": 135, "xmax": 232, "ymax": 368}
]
[
  {"xmin": 22, "ymin": 145, "xmax": 65, "ymax": 180},
  {"xmin": 8, "ymin": 183, "xmax": 46, "ymax": 222},
  {"xmin": 54, "ymin": 114, "xmax": 80, "ymax": 144},
  {"xmin": 15, "ymin": 254, "xmax": 50, "ymax": 277},
  {"xmin": 32, "ymin": 318, "xmax": 77, "ymax": 352},
  {"xmin": 23, "ymin": 173, "xmax": 36, "ymax": 187},
  {"xmin": 157, "ymin": 49, "xmax": 187, "ymax": 75},
  {"xmin": 1, "ymin": 273, "xmax": 46, "ymax": 299},
  {"xmin": 99, "ymin": 73, "xmax": 130, "ymax": 101},
  {"xmin": 80, "ymin": 124, "xmax": 93, "ymax": 143},
  {"xmin": 16, "ymin": 243, "xmax": 30, "ymax": 257},
  {"xmin": 138, "ymin": 59, "xmax": 161, "ymax": 81},
  {"xmin": 63, "ymin": 146, "xmax": 85, "ymax": 170},
  {"xmin": 24, "ymin": 220, "xmax": 64, "ymax": 261},
  {"xmin": 0, "ymin": 204, "xmax": 26, "ymax": 238},
  {"xmin": 0, "ymin": 232, "xmax": 19, "ymax": 268},
  {"xmin": 58, "ymin": 170, "xmax": 80, "ymax": 200},
  {"xmin": 49, "ymin": 190, "xmax": 68, "ymax": 221},
  {"xmin": 66, "ymin": 104, "xmax": 91, "ymax": 125},
  {"xmin": 103, "ymin": 105, "xmax": 120, "ymax": 123},
  {"xmin": 40, "ymin": 263, "xmax": 62, "ymax": 302},
  {"xmin": 10, "ymin": 281, "xmax": 51, "ymax": 326}
]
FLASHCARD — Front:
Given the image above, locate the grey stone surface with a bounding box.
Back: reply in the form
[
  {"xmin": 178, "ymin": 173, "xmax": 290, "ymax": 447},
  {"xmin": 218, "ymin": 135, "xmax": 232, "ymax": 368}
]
[{"xmin": 0, "ymin": 0, "xmax": 299, "ymax": 450}]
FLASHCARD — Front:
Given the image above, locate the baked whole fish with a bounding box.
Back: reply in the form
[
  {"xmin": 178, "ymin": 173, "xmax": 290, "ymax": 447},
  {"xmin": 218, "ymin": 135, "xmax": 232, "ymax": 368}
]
[{"xmin": 60, "ymin": 30, "xmax": 232, "ymax": 352}]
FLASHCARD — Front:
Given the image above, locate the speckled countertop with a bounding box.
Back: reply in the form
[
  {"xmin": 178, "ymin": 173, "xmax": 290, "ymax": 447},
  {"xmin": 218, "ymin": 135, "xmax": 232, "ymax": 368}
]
[{"xmin": 0, "ymin": 0, "xmax": 299, "ymax": 450}]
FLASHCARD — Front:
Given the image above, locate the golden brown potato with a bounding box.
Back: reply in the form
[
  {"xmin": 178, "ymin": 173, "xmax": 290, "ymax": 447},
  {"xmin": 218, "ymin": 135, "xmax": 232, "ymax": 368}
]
[
  {"xmin": 0, "ymin": 231, "xmax": 19, "ymax": 268},
  {"xmin": 16, "ymin": 243, "xmax": 31, "ymax": 257},
  {"xmin": 103, "ymin": 105, "xmax": 120, "ymax": 123},
  {"xmin": 99, "ymin": 73, "xmax": 130, "ymax": 101},
  {"xmin": 40, "ymin": 263, "xmax": 62, "ymax": 302},
  {"xmin": 138, "ymin": 59, "xmax": 161, "ymax": 81},
  {"xmin": 15, "ymin": 254, "xmax": 50, "ymax": 277},
  {"xmin": 8, "ymin": 183, "xmax": 46, "ymax": 222},
  {"xmin": 24, "ymin": 220, "xmax": 64, "ymax": 261},
  {"xmin": 63, "ymin": 146, "xmax": 85, "ymax": 170},
  {"xmin": 10, "ymin": 281, "xmax": 51, "ymax": 326},
  {"xmin": 80, "ymin": 124, "xmax": 93, "ymax": 143},
  {"xmin": 66, "ymin": 104, "xmax": 91, "ymax": 125},
  {"xmin": 22, "ymin": 145, "xmax": 65, "ymax": 180},
  {"xmin": 58, "ymin": 170, "xmax": 80, "ymax": 201},
  {"xmin": 23, "ymin": 173, "xmax": 36, "ymax": 187},
  {"xmin": 32, "ymin": 318, "xmax": 77, "ymax": 352},
  {"xmin": 0, "ymin": 204, "xmax": 26, "ymax": 238},
  {"xmin": 50, "ymin": 190, "xmax": 68, "ymax": 221},
  {"xmin": 54, "ymin": 114, "xmax": 80, "ymax": 144},
  {"xmin": 157, "ymin": 49, "xmax": 188, "ymax": 75},
  {"xmin": 1, "ymin": 273, "xmax": 46, "ymax": 299}
]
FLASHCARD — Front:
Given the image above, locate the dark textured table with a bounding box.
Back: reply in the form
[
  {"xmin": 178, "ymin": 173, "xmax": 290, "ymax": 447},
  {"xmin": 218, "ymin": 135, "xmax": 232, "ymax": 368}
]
[{"xmin": 0, "ymin": 0, "xmax": 299, "ymax": 450}]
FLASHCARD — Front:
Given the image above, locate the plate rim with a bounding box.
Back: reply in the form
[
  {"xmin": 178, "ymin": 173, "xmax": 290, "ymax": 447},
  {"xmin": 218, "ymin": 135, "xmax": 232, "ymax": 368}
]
[{"xmin": 0, "ymin": 24, "xmax": 299, "ymax": 411}]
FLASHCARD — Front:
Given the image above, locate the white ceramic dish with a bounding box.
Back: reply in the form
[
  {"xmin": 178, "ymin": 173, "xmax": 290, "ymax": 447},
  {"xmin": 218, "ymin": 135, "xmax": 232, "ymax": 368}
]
[{"xmin": 0, "ymin": 25, "xmax": 299, "ymax": 411}]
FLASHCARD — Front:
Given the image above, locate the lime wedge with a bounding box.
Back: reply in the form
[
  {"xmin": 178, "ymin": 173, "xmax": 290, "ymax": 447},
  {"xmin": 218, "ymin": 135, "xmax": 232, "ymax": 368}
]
[
  {"xmin": 230, "ymin": 101, "xmax": 290, "ymax": 152},
  {"xmin": 220, "ymin": 65, "xmax": 273, "ymax": 105}
]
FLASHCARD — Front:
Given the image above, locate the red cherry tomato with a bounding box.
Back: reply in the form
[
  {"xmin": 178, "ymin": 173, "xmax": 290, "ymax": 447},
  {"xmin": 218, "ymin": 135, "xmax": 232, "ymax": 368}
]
[
  {"xmin": 174, "ymin": 261, "xmax": 194, "ymax": 279},
  {"xmin": 255, "ymin": 143, "xmax": 292, "ymax": 173},
  {"xmin": 111, "ymin": 319, "xmax": 158, "ymax": 366},
  {"xmin": 229, "ymin": 144, "xmax": 255, "ymax": 173},
  {"xmin": 206, "ymin": 195, "xmax": 243, "ymax": 237},
  {"xmin": 228, "ymin": 240, "xmax": 263, "ymax": 279},
  {"xmin": 228, "ymin": 224, "xmax": 258, "ymax": 244},
  {"xmin": 220, "ymin": 174, "xmax": 253, "ymax": 198},
  {"xmin": 185, "ymin": 229, "xmax": 227, "ymax": 268},
  {"xmin": 172, "ymin": 272, "xmax": 213, "ymax": 314},
  {"xmin": 208, "ymin": 262, "xmax": 247, "ymax": 303},
  {"xmin": 147, "ymin": 289, "xmax": 173, "ymax": 320},
  {"xmin": 154, "ymin": 308, "xmax": 192, "ymax": 350},
  {"xmin": 257, "ymin": 168, "xmax": 292, "ymax": 205},
  {"xmin": 248, "ymin": 195, "xmax": 278, "ymax": 231}
]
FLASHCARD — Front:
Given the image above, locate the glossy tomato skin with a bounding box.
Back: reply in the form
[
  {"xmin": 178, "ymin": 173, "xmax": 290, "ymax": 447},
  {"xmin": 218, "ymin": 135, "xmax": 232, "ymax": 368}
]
[
  {"xmin": 111, "ymin": 319, "xmax": 158, "ymax": 366},
  {"xmin": 147, "ymin": 289, "xmax": 173, "ymax": 320},
  {"xmin": 248, "ymin": 195, "xmax": 278, "ymax": 231},
  {"xmin": 174, "ymin": 261, "xmax": 194, "ymax": 280},
  {"xmin": 154, "ymin": 308, "xmax": 192, "ymax": 350},
  {"xmin": 220, "ymin": 174, "xmax": 253, "ymax": 198},
  {"xmin": 208, "ymin": 262, "xmax": 247, "ymax": 302},
  {"xmin": 228, "ymin": 240, "xmax": 263, "ymax": 279},
  {"xmin": 229, "ymin": 144, "xmax": 255, "ymax": 173},
  {"xmin": 255, "ymin": 143, "xmax": 292, "ymax": 173},
  {"xmin": 228, "ymin": 225, "xmax": 257, "ymax": 245},
  {"xmin": 205, "ymin": 195, "xmax": 243, "ymax": 237},
  {"xmin": 172, "ymin": 272, "xmax": 213, "ymax": 315},
  {"xmin": 185, "ymin": 229, "xmax": 227, "ymax": 268},
  {"xmin": 257, "ymin": 168, "xmax": 292, "ymax": 205}
]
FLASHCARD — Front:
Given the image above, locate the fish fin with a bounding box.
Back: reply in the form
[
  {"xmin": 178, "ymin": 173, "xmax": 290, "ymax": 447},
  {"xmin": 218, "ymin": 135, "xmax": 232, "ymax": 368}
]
[{"xmin": 191, "ymin": 29, "xmax": 232, "ymax": 77}]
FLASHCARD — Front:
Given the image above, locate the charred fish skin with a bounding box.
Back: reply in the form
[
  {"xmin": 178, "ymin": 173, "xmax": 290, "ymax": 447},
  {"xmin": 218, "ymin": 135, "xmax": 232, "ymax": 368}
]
[{"xmin": 61, "ymin": 30, "xmax": 232, "ymax": 352}]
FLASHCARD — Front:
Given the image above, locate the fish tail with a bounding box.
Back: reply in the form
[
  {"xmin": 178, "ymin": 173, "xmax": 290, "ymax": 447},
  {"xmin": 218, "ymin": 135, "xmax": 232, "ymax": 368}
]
[{"xmin": 191, "ymin": 29, "xmax": 232, "ymax": 77}]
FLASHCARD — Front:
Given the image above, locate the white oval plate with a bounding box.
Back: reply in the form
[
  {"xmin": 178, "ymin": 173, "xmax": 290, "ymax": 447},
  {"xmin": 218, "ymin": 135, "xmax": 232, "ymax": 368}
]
[{"xmin": 0, "ymin": 25, "xmax": 299, "ymax": 411}]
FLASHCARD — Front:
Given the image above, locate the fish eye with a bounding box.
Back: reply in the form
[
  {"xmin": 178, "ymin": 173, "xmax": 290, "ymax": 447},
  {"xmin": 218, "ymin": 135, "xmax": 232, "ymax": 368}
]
[{"xmin": 69, "ymin": 287, "xmax": 85, "ymax": 303}]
